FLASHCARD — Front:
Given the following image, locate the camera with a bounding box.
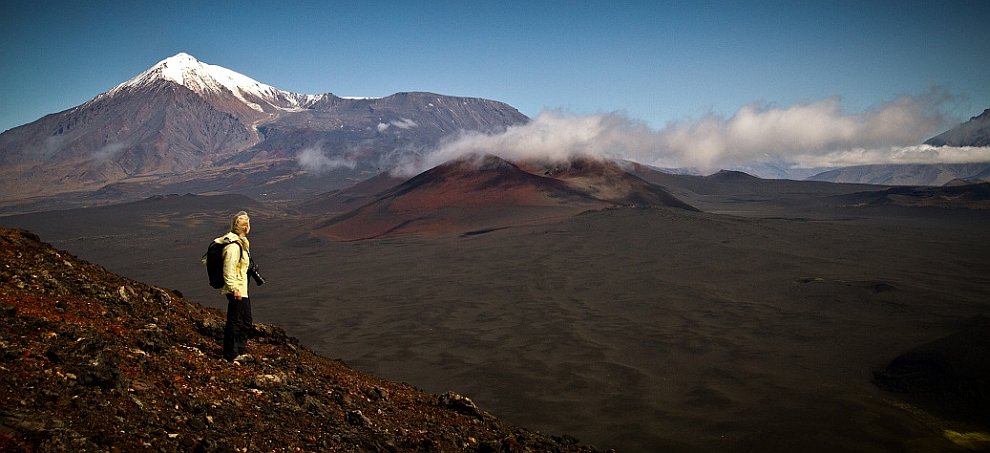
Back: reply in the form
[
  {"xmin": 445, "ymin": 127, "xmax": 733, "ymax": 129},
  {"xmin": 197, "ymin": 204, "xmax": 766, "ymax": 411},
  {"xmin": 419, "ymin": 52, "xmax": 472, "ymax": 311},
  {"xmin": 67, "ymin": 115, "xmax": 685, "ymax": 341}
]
[{"xmin": 248, "ymin": 258, "xmax": 266, "ymax": 286}]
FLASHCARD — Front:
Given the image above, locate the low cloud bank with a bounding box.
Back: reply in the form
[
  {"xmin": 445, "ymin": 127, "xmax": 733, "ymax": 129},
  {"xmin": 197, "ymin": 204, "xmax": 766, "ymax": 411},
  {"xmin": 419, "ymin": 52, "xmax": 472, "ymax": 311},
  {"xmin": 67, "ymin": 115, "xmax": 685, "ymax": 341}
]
[
  {"xmin": 377, "ymin": 118, "xmax": 418, "ymax": 132},
  {"xmin": 393, "ymin": 92, "xmax": 989, "ymax": 177},
  {"xmin": 297, "ymin": 144, "xmax": 356, "ymax": 174},
  {"xmin": 93, "ymin": 142, "xmax": 128, "ymax": 161},
  {"xmin": 792, "ymin": 145, "xmax": 990, "ymax": 168}
]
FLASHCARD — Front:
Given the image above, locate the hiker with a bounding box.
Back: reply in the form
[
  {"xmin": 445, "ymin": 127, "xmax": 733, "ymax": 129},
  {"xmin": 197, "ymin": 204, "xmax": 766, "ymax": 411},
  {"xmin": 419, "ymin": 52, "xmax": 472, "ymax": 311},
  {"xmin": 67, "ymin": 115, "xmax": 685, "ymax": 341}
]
[{"xmin": 217, "ymin": 211, "xmax": 254, "ymax": 362}]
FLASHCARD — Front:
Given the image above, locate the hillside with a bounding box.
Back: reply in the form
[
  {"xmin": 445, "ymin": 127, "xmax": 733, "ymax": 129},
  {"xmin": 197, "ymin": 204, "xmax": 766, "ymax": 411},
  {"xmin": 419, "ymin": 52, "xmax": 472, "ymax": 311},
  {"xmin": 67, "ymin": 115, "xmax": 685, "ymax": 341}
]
[
  {"xmin": 309, "ymin": 155, "xmax": 697, "ymax": 240},
  {"xmin": 806, "ymin": 163, "xmax": 990, "ymax": 186},
  {"xmin": 925, "ymin": 108, "xmax": 990, "ymax": 147},
  {"xmin": 830, "ymin": 182, "xmax": 990, "ymax": 209},
  {"xmin": 0, "ymin": 228, "xmax": 600, "ymax": 452},
  {"xmin": 0, "ymin": 53, "xmax": 528, "ymax": 211},
  {"xmin": 803, "ymin": 108, "xmax": 990, "ymax": 186}
]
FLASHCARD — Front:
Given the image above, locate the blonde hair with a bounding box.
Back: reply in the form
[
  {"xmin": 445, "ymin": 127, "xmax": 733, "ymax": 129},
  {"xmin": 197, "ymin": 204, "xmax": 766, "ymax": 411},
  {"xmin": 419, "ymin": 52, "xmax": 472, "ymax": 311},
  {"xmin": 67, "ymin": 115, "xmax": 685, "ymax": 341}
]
[{"xmin": 231, "ymin": 211, "xmax": 250, "ymax": 236}]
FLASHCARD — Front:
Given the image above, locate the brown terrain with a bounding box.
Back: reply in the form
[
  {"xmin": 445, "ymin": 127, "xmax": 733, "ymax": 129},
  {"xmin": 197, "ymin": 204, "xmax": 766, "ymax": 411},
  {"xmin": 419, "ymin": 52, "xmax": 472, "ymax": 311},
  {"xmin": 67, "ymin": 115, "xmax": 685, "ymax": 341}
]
[
  {"xmin": 2, "ymin": 158, "xmax": 990, "ymax": 452},
  {"xmin": 3, "ymin": 52, "xmax": 989, "ymax": 451},
  {"xmin": 310, "ymin": 155, "xmax": 696, "ymax": 241},
  {"xmin": 0, "ymin": 228, "xmax": 600, "ymax": 452}
]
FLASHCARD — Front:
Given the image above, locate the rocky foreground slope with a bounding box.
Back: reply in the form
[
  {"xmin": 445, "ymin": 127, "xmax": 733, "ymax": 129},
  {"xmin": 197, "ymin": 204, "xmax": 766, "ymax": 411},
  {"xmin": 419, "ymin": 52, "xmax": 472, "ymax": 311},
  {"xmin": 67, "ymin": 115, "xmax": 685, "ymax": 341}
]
[{"xmin": 0, "ymin": 228, "xmax": 601, "ymax": 452}]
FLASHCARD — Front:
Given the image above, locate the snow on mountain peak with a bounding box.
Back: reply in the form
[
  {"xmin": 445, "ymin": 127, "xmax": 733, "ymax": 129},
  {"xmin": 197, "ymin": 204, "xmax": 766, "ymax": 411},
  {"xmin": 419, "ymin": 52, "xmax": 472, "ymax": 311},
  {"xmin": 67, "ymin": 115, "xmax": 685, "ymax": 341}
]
[
  {"xmin": 104, "ymin": 52, "xmax": 318, "ymax": 112},
  {"xmin": 156, "ymin": 52, "xmax": 208, "ymax": 85}
]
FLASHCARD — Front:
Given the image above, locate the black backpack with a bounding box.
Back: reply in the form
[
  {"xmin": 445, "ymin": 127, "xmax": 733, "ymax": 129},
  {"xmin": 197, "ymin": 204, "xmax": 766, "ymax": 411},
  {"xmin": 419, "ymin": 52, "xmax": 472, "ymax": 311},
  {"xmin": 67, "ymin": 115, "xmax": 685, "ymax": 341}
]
[{"xmin": 203, "ymin": 240, "xmax": 241, "ymax": 289}]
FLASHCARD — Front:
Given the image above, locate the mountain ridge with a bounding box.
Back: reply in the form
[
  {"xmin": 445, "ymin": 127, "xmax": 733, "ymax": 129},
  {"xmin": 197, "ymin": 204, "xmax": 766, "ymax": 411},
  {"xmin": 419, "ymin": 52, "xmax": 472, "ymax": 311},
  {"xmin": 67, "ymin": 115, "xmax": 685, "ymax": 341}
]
[
  {"xmin": 925, "ymin": 108, "xmax": 990, "ymax": 147},
  {"xmin": 100, "ymin": 53, "xmax": 324, "ymax": 115},
  {"xmin": 0, "ymin": 53, "xmax": 528, "ymax": 210},
  {"xmin": 807, "ymin": 162, "xmax": 990, "ymax": 186},
  {"xmin": 806, "ymin": 108, "xmax": 990, "ymax": 185}
]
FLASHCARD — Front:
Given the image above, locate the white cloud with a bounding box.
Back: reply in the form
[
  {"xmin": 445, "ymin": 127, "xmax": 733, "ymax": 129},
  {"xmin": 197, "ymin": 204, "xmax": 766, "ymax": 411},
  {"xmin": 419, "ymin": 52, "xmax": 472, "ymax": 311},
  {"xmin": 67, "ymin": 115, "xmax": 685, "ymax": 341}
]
[
  {"xmin": 392, "ymin": 111, "xmax": 656, "ymax": 175},
  {"xmin": 391, "ymin": 118, "xmax": 417, "ymax": 129},
  {"xmin": 376, "ymin": 118, "xmax": 418, "ymax": 134},
  {"xmin": 653, "ymin": 95, "xmax": 953, "ymax": 170},
  {"xmin": 391, "ymin": 91, "xmax": 988, "ymax": 176},
  {"xmin": 297, "ymin": 144, "xmax": 356, "ymax": 174},
  {"xmin": 791, "ymin": 145, "xmax": 990, "ymax": 168},
  {"xmin": 93, "ymin": 142, "xmax": 127, "ymax": 161},
  {"xmin": 41, "ymin": 135, "xmax": 66, "ymax": 159}
]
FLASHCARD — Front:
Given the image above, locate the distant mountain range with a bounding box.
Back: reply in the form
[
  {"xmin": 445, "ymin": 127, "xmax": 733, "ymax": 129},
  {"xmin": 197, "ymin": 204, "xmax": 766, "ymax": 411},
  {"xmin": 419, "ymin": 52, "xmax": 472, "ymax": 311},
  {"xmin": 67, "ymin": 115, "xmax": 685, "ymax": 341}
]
[
  {"xmin": 806, "ymin": 109, "xmax": 990, "ymax": 186},
  {"xmin": 2, "ymin": 52, "xmax": 988, "ymax": 214},
  {"xmin": 0, "ymin": 53, "xmax": 527, "ymax": 210},
  {"xmin": 807, "ymin": 163, "xmax": 990, "ymax": 186},
  {"xmin": 925, "ymin": 108, "xmax": 990, "ymax": 147}
]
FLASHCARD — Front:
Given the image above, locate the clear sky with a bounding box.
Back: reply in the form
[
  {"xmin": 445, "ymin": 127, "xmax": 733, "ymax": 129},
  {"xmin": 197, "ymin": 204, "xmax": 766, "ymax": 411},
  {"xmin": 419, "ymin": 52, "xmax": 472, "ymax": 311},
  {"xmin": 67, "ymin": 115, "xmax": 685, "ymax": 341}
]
[{"xmin": 2, "ymin": 1, "xmax": 988, "ymax": 147}]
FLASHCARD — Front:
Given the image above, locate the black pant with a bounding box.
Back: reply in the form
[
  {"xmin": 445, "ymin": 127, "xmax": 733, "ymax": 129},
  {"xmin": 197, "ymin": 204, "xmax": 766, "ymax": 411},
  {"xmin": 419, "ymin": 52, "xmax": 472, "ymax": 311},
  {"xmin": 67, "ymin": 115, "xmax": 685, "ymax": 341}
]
[{"xmin": 223, "ymin": 295, "xmax": 253, "ymax": 361}]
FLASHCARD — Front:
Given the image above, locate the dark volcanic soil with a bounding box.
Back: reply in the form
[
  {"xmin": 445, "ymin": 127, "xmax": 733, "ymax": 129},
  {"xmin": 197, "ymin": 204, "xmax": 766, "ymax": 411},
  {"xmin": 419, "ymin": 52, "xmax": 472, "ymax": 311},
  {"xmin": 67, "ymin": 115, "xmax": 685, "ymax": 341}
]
[
  {"xmin": 3, "ymin": 177, "xmax": 990, "ymax": 451},
  {"xmin": 0, "ymin": 228, "xmax": 601, "ymax": 452}
]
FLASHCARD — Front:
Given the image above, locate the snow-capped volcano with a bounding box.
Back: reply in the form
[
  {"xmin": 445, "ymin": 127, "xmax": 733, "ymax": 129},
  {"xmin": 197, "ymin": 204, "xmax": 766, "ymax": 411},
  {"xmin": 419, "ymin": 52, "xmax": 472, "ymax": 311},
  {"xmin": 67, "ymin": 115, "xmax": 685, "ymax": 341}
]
[
  {"xmin": 101, "ymin": 52, "xmax": 321, "ymax": 114},
  {"xmin": 0, "ymin": 51, "xmax": 528, "ymax": 208}
]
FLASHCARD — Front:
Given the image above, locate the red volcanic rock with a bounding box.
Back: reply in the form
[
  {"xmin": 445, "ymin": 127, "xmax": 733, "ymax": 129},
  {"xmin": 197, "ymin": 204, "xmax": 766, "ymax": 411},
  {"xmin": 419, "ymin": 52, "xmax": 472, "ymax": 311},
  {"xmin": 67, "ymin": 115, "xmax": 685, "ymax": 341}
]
[
  {"xmin": 384, "ymin": 155, "xmax": 595, "ymax": 210},
  {"xmin": 312, "ymin": 155, "xmax": 697, "ymax": 240},
  {"xmin": 0, "ymin": 228, "xmax": 602, "ymax": 452},
  {"xmin": 521, "ymin": 157, "xmax": 699, "ymax": 210}
]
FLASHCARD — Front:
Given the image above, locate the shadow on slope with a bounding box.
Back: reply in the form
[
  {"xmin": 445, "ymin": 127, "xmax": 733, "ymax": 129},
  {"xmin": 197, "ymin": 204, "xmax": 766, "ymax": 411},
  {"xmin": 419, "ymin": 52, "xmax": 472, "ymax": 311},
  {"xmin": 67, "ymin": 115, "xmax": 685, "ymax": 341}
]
[
  {"xmin": 0, "ymin": 193, "xmax": 265, "ymax": 240},
  {"xmin": 833, "ymin": 182, "xmax": 990, "ymax": 209},
  {"xmin": 874, "ymin": 315, "xmax": 990, "ymax": 428}
]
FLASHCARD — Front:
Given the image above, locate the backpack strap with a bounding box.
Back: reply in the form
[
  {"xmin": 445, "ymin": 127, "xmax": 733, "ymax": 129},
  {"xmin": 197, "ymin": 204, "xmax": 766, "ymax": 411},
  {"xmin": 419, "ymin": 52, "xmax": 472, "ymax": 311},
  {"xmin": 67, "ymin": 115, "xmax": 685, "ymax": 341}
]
[
  {"xmin": 201, "ymin": 240, "xmax": 242, "ymax": 261},
  {"xmin": 223, "ymin": 240, "xmax": 246, "ymax": 263}
]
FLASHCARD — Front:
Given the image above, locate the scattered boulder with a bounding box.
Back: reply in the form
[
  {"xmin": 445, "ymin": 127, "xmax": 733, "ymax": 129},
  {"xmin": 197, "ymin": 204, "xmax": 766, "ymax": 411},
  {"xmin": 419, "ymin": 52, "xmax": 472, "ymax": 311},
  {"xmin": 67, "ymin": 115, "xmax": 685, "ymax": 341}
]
[
  {"xmin": 196, "ymin": 316, "xmax": 225, "ymax": 339},
  {"xmin": 364, "ymin": 386, "xmax": 389, "ymax": 402},
  {"xmin": 438, "ymin": 391, "xmax": 488, "ymax": 419},
  {"xmin": 345, "ymin": 410, "xmax": 373, "ymax": 427},
  {"xmin": 252, "ymin": 323, "xmax": 298, "ymax": 346},
  {"xmin": 249, "ymin": 373, "xmax": 288, "ymax": 390},
  {"xmin": 137, "ymin": 323, "xmax": 167, "ymax": 352},
  {"xmin": 64, "ymin": 338, "xmax": 123, "ymax": 389},
  {"xmin": 0, "ymin": 410, "xmax": 99, "ymax": 451}
]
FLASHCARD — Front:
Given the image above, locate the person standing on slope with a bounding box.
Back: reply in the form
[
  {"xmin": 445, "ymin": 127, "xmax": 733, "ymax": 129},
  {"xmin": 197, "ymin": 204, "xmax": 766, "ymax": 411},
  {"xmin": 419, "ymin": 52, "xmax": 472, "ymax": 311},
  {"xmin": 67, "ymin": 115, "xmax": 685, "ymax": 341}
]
[{"xmin": 217, "ymin": 211, "xmax": 254, "ymax": 362}]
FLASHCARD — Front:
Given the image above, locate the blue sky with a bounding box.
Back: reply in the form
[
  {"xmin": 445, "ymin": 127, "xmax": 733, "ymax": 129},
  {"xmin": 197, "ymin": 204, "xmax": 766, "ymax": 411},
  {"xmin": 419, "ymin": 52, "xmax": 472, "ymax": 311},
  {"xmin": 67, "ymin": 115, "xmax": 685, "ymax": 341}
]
[{"xmin": 2, "ymin": 1, "xmax": 988, "ymax": 138}]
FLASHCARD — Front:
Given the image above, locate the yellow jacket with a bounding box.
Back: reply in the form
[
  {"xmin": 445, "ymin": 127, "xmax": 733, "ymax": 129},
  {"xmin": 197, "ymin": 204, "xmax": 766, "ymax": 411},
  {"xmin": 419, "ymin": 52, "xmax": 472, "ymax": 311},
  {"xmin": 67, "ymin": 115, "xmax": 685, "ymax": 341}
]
[{"xmin": 216, "ymin": 232, "xmax": 250, "ymax": 298}]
